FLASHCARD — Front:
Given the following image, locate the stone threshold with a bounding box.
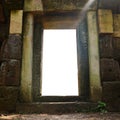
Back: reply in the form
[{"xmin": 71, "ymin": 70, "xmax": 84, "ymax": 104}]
[{"xmin": 16, "ymin": 102, "xmax": 97, "ymax": 114}]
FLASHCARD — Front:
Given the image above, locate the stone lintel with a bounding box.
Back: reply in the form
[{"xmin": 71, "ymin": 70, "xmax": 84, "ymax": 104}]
[
  {"xmin": 36, "ymin": 12, "xmax": 81, "ymax": 29},
  {"xmin": 24, "ymin": 0, "xmax": 97, "ymax": 13},
  {"xmin": 42, "ymin": 0, "xmax": 97, "ymax": 11}
]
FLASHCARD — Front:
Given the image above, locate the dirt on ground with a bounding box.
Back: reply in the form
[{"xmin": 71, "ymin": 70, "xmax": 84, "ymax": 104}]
[{"xmin": 0, "ymin": 113, "xmax": 120, "ymax": 120}]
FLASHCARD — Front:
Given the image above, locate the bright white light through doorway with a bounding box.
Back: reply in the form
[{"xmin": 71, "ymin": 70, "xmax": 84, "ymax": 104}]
[{"xmin": 42, "ymin": 29, "xmax": 78, "ymax": 96}]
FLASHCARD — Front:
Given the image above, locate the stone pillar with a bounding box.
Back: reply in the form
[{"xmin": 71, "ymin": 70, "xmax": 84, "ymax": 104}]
[
  {"xmin": 87, "ymin": 11, "xmax": 102, "ymax": 102},
  {"xmin": 21, "ymin": 13, "xmax": 34, "ymax": 102},
  {"xmin": 20, "ymin": 0, "xmax": 43, "ymax": 102}
]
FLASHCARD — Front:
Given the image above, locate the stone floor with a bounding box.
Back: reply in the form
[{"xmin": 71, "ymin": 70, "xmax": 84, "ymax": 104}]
[{"xmin": 0, "ymin": 113, "xmax": 120, "ymax": 120}]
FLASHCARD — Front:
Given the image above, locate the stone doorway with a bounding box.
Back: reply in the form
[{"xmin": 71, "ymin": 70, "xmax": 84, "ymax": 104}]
[
  {"xmin": 41, "ymin": 29, "xmax": 78, "ymax": 96},
  {"xmin": 31, "ymin": 12, "xmax": 89, "ymax": 102}
]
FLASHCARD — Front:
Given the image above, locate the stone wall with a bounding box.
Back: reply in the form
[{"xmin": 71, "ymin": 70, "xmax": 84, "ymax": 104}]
[
  {"xmin": 0, "ymin": 34, "xmax": 22, "ymax": 112},
  {"xmin": 98, "ymin": 0, "xmax": 120, "ymax": 111},
  {"xmin": 0, "ymin": 9, "xmax": 22, "ymax": 111},
  {"xmin": 0, "ymin": 0, "xmax": 120, "ymax": 112},
  {"xmin": 99, "ymin": 21, "xmax": 120, "ymax": 111}
]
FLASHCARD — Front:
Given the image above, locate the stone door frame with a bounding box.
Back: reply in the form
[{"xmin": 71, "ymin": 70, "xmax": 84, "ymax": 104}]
[{"xmin": 20, "ymin": 10, "xmax": 102, "ymax": 102}]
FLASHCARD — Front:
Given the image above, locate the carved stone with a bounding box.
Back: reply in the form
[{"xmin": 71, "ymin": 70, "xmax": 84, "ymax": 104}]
[
  {"xmin": 102, "ymin": 82, "xmax": 120, "ymax": 111},
  {"xmin": 99, "ymin": 35, "xmax": 113, "ymax": 58},
  {"xmin": 42, "ymin": 0, "xmax": 97, "ymax": 11},
  {"xmin": 100, "ymin": 59, "xmax": 120, "ymax": 81},
  {"xmin": 0, "ymin": 87, "xmax": 19, "ymax": 111},
  {"xmin": 1, "ymin": 34, "xmax": 22, "ymax": 60},
  {"xmin": 0, "ymin": 60, "xmax": 20, "ymax": 86}
]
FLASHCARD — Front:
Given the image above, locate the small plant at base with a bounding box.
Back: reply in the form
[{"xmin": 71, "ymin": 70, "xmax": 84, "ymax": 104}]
[{"xmin": 95, "ymin": 101, "xmax": 107, "ymax": 113}]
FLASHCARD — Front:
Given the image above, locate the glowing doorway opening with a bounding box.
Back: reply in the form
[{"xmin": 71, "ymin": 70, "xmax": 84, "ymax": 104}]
[{"xmin": 42, "ymin": 29, "xmax": 78, "ymax": 96}]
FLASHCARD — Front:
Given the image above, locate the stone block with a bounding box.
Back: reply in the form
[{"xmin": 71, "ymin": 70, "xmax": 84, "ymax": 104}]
[
  {"xmin": 5, "ymin": 0, "xmax": 23, "ymax": 9},
  {"xmin": 0, "ymin": 62, "xmax": 6, "ymax": 85},
  {"xmin": 0, "ymin": 24, "xmax": 9, "ymax": 39},
  {"xmin": 99, "ymin": 35, "xmax": 113, "ymax": 58},
  {"xmin": 113, "ymin": 14, "xmax": 120, "ymax": 37},
  {"xmin": 5, "ymin": 60, "xmax": 20, "ymax": 86},
  {"xmin": 100, "ymin": 59, "xmax": 120, "ymax": 81},
  {"xmin": 24, "ymin": 0, "xmax": 43, "ymax": 12},
  {"xmin": 42, "ymin": 0, "xmax": 97, "ymax": 11},
  {"xmin": 113, "ymin": 37, "xmax": 120, "ymax": 60},
  {"xmin": 0, "ymin": 87, "xmax": 19, "ymax": 112},
  {"xmin": 102, "ymin": 82, "xmax": 120, "ymax": 111},
  {"xmin": 98, "ymin": 9, "xmax": 113, "ymax": 34},
  {"xmin": 0, "ymin": 4, "xmax": 5, "ymax": 22},
  {"xmin": 40, "ymin": 13, "xmax": 80, "ymax": 29},
  {"xmin": 1, "ymin": 34, "xmax": 22, "ymax": 60},
  {"xmin": 113, "ymin": 37, "xmax": 120, "ymax": 50},
  {"xmin": 0, "ymin": 60, "xmax": 20, "ymax": 86},
  {"xmin": 98, "ymin": 0, "xmax": 120, "ymax": 13},
  {"xmin": 10, "ymin": 10, "xmax": 23, "ymax": 34}
]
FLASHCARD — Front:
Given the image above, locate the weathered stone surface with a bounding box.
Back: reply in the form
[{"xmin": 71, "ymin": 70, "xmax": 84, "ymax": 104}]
[
  {"xmin": 0, "ymin": 87, "xmax": 19, "ymax": 112},
  {"xmin": 99, "ymin": 35, "xmax": 113, "ymax": 58},
  {"xmin": 102, "ymin": 82, "xmax": 120, "ymax": 111},
  {"xmin": 98, "ymin": 0, "xmax": 120, "ymax": 13},
  {"xmin": 0, "ymin": 24, "xmax": 9, "ymax": 39},
  {"xmin": 6, "ymin": 60, "xmax": 20, "ymax": 86},
  {"xmin": 77, "ymin": 16, "xmax": 89, "ymax": 98},
  {"xmin": 113, "ymin": 37, "xmax": 120, "ymax": 60},
  {"xmin": 32, "ymin": 24, "xmax": 42, "ymax": 100},
  {"xmin": 0, "ymin": 61, "xmax": 6, "ymax": 85},
  {"xmin": 87, "ymin": 11, "xmax": 102, "ymax": 102},
  {"xmin": 100, "ymin": 59, "xmax": 120, "ymax": 81},
  {"xmin": 24, "ymin": 0, "xmax": 43, "ymax": 12},
  {"xmin": 10, "ymin": 10, "xmax": 23, "ymax": 34},
  {"xmin": 98, "ymin": 9, "xmax": 113, "ymax": 34},
  {"xmin": 1, "ymin": 34, "xmax": 22, "ymax": 60},
  {"xmin": 113, "ymin": 37, "xmax": 120, "ymax": 50},
  {"xmin": 39, "ymin": 12, "xmax": 80, "ymax": 29},
  {"xmin": 42, "ymin": 0, "xmax": 97, "ymax": 11},
  {"xmin": 21, "ymin": 13, "xmax": 33, "ymax": 102},
  {"xmin": 5, "ymin": 0, "xmax": 23, "ymax": 10},
  {"xmin": 0, "ymin": 60, "xmax": 20, "ymax": 86},
  {"xmin": 113, "ymin": 14, "xmax": 120, "ymax": 37},
  {"xmin": 16, "ymin": 102, "xmax": 96, "ymax": 114},
  {"xmin": 0, "ymin": 4, "xmax": 5, "ymax": 22}
]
